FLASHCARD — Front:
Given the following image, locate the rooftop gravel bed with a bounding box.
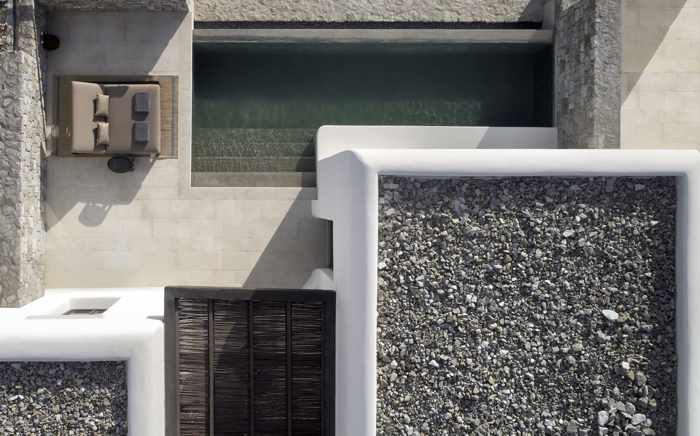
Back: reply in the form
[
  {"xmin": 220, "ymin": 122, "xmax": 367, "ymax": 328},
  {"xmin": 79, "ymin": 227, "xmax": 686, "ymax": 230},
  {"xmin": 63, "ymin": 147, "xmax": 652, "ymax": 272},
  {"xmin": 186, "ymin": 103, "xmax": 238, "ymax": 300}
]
[
  {"xmin": 0, "ymin": 361, "xmax": 127, "ymax": 435},
  {"xmin": 377, "ymin": 176, "xmax": 676, "ymax": 435}
]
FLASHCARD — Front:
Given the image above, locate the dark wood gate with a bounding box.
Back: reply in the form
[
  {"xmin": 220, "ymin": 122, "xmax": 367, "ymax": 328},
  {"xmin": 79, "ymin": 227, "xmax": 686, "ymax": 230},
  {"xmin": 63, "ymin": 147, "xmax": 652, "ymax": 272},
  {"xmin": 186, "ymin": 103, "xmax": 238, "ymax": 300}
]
[{"xmin": 165, "ymin": 287, "xmax": 335, "ymax": 436}]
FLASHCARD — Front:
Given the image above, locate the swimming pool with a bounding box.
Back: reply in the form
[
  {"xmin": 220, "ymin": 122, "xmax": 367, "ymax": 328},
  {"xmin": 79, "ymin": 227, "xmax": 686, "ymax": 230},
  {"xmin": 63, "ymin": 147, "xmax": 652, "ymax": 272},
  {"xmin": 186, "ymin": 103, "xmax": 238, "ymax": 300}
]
[{"xmin": 192, "ymin": 43, "xmax": 553, "ymax": 187}]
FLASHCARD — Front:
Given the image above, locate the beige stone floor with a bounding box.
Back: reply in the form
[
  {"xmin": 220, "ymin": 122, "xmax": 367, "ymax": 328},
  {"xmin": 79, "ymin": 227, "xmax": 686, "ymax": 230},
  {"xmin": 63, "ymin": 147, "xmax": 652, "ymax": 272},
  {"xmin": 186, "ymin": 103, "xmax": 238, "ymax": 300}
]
[
  {"xmin": 44, "ymin": 11, "xmax": 329, "ymax": 289},
  {"xmin": 622, "ymin": 0, "xmax": 700, "ymax": 149},
  {"xmin": 46, "ymin": 158, "xmax": 328, "ymax": 288}
]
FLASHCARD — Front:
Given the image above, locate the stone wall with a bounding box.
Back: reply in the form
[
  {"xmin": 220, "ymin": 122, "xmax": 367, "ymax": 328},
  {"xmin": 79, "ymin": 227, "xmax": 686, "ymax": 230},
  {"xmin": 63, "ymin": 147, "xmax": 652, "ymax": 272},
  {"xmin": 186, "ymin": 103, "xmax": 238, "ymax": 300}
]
[
  {"xmin": 0, "ymin": 0, "xmax": 46, "ymax": 307},
  {"xmin": 39, "ymin": 0, "xmax": 189, "ymax": 11},
  {"xmin": 555, "ymin": 0, "xmax": 622, "ymax": 148},
  {"xmin": 194, "ymin": 0, "xmax": 546, "ymax": 23}
]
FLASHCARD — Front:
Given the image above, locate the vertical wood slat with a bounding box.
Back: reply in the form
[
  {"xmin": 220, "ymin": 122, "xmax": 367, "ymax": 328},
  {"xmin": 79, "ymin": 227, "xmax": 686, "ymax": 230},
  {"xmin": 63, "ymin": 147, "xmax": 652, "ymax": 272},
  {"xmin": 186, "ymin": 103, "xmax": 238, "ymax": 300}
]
[
  {"xmin": 169, "ymin": 288, "xmax": 335, "ymax": 436},
  {"xmin": 213, "ymin": 300, "xmax": 250, "ymax": 436},
  {"xmin": 208, "ymin": 300, "xmax": 215, "ymax": 436},
  {"xmin": 176, "ymin": 298, "xmax": 209, "ymax": 436},
  {"xmin": 253, "ymin": 302, "xmax": 288, "ymax": 434},
  {"xmin": 321, "ymin": 297, "xmax": 336, "ymax": 436},
  {"xmin": 287, "ymin": 302, "xmax": 293, "ymax": 436},
  {"xmin": 248, "ymin": 301, "xmax": 255, "ymax": 436},
  {"xmin": 291, "ymin": 303, "xmax": 323, "ymax": 435},
  {"xmin": 320, "ymin": 304, "xmax": 326, "ymax": 436}
]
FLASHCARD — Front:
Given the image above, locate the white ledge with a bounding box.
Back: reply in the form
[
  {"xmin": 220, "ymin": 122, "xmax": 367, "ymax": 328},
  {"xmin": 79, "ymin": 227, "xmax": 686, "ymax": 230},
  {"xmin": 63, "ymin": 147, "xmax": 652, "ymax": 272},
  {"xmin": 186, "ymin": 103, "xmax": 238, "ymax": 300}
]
[{"xmin": 0, "ymin": 288, "xmax": 165, "ymax": 436}]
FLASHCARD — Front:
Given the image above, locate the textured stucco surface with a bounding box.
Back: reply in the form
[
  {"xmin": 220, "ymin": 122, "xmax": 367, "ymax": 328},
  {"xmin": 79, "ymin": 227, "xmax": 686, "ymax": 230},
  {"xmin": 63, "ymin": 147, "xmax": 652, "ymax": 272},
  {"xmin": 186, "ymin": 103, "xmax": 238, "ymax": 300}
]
[
  {"xmin": 0, "ymin": 0, "xmax": 46, "ymax": 307},
  {"xmin": 39, "ymin": 0, "xmax": 189, "ymax": 12},
  {"xmin": 194, "ymin": 0, "xmax": 546, "ymax": 23},
  {"xmin": 555, "ymin": 0, "xmax": 622, "ymax": 148}
]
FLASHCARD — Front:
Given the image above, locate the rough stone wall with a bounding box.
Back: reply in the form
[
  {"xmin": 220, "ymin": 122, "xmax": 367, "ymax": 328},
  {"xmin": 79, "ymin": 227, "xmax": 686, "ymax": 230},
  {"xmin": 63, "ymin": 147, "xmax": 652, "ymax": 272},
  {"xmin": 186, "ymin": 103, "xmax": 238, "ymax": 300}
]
[
  {"xmin": 0, "ymin": 0, "xmax": 46, "ymax": 307},
  {"xmin": 0, "ymin": 3, "xmax": 10, "ymax": 49},
  {"xmin": 39, "ymin": 0, "xmax": 189, "ymax": 11},
  {"xmin": 194, "ymin": 0, "xmax": 546, "ymax": 23},
  {"xmin": 555, "ymin": 0, "xmax": 621, "ymax": 148}
]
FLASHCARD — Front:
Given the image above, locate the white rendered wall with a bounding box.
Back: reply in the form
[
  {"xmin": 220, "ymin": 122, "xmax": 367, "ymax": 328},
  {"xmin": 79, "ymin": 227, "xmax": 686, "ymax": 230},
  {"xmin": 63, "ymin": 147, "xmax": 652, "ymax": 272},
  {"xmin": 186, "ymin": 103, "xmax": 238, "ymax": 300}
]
[
  {"xmin": 315, "ymin": 126, "xmax": 557, "ymax": 217},
  {"xmin": 0, "ymin": 288, "xmax": 165, "ymax": 436},
  {"xmin": 313, "ymin": 128, "xmax": 700, "ymax": 436}
]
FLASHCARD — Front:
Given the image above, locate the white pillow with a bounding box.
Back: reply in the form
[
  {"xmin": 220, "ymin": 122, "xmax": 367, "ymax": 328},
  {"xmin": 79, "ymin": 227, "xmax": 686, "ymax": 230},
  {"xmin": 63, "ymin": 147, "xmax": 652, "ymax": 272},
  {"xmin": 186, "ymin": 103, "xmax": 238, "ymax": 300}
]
[
  {"xmin": 95, "ymin": 122, "xmax": 110, "ymax": 148},
  {"xmin": 94, "ymin": 94, "xmax": 110, "ymax": 118}
]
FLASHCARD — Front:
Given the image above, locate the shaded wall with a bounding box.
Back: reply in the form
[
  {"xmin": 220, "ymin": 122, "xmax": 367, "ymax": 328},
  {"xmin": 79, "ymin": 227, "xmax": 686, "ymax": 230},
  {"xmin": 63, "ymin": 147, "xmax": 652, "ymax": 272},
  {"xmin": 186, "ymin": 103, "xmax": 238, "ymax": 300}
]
[
  {"xmin": 0, "ymin": 0, "xmax": 46, "ymax": 306},
  {"xmin": 555, "ymin": 0, "xmax": 622, "ymax": 148}
]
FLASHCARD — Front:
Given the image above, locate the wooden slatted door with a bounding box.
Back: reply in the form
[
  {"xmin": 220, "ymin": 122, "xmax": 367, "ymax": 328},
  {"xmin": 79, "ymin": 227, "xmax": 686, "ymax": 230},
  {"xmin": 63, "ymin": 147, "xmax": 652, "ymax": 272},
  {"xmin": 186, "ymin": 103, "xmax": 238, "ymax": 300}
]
[{"xmin": 165, "ymin": 288, "xmax": 335, "ymax": 436}]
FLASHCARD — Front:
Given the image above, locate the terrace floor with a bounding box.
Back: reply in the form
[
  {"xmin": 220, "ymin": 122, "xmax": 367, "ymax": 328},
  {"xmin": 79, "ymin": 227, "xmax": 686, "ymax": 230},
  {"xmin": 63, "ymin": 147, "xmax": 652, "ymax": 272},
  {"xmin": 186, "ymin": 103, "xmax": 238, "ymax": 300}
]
[{"xmin": 44, "ymin": 11, "xmax": 329, "ymax": 289}]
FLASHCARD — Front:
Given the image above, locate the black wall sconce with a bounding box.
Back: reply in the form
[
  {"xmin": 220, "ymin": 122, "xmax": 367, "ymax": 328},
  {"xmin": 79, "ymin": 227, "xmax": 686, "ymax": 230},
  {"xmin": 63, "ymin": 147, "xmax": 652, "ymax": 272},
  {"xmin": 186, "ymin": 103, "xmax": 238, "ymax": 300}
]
[{"xmin": 41, "ymin": 33, "xmax": 60, "ymax": 50}]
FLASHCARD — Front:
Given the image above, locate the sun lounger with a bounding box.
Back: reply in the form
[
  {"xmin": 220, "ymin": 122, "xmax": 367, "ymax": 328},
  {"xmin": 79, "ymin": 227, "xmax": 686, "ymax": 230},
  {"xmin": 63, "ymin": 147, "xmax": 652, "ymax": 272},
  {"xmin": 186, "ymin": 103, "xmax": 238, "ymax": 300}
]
[{"xmin": 70, "ymin": 81, "xmax": 161, "ymax": 156}]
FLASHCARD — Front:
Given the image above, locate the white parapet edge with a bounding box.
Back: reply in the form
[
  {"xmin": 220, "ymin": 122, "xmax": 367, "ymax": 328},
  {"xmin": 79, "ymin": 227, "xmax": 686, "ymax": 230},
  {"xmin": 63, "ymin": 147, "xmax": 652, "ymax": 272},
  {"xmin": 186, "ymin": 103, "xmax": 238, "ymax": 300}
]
[
  {"xmin": 312, "ymin": 128, "xmax": 700, "ymax": 436},
  {"xmin": 0, "ymin": 288, "xmax": 165, "ymax": 436},
  {"xmin": 315, "ymin": 125, "xmax": 557, "ymax": 216}
]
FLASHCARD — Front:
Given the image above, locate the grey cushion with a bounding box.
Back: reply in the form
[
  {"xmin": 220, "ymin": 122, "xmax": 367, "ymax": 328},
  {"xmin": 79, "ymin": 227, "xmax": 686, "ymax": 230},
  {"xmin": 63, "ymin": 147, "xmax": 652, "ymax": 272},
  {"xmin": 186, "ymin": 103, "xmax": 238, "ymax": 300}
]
[
  {"xmin": 133, "ymin": 92, "xmax": 150, "ymax": 113},
  {"xmin": 95, "ymin": 122, "xmax": 110, "ymax": 148},
  {"xmin": 133, "ymin": 122, "xmax": 150, "ymax": 143},
  {"xmin": 94, "ymin": 94, "xmax": 109, "ymax": 119}
]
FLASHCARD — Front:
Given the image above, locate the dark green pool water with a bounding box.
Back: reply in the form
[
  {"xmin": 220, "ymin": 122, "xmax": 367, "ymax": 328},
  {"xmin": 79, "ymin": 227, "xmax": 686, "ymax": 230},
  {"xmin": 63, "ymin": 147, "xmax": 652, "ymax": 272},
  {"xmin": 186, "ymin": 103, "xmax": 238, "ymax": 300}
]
[{"xmin": 193, "ymin": 43, "xmax": 553, "ymax": 186}]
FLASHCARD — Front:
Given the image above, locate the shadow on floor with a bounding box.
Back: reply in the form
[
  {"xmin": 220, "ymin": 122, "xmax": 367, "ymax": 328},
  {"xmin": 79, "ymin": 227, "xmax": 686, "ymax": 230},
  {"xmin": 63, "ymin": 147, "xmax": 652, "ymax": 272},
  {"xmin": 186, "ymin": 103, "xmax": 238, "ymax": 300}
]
[
  {"xmin": 241, "ymin": 194, "xmax": 331, "ymax": 289},
  {"xmin": 45, "ymin": 156, "xmax": 154, "ymax": 228}
]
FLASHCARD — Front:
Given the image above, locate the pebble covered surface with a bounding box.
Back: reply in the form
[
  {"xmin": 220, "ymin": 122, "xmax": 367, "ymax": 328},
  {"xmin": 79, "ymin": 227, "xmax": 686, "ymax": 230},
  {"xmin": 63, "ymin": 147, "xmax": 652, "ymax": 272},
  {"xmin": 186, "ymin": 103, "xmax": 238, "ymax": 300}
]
[
  {"xmin": 0, "ymin": 361, "xmax": 128, "ymax": 435},
  {"xmin": 377, "ymin": 176, "xmax": 677, "ymax": 435}
]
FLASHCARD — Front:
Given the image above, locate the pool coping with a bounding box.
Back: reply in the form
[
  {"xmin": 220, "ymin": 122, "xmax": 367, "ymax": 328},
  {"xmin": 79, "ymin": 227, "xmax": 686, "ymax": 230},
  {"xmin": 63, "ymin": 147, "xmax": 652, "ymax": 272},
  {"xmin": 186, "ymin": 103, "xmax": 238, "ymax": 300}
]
[{"xmin": 193, "ymin": 28, "xmax": 554, "ymax": 45}]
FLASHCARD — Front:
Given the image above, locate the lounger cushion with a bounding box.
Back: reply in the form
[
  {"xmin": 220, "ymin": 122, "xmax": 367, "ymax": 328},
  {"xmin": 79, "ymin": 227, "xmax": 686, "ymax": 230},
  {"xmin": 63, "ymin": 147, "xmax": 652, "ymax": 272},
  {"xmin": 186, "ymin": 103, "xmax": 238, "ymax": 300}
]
[
  {"xmin": 102, "ymin": 84, "xmax": 160, "ymax": 154},
  {"xmin": 133, "ymin": 92, "xmax": 150, "ymax": 113},
  {"xmin": 95, "ymin": 122, "xmax": 110, "ymax": 147},
  {"xmin": 94, "ymin": 94, "xmax": 110, "ymax": 118},
  {"xmin": 71, "ymin": 81, "xmax": 103, "ymax": 153},
  {"xmin": 133, "ymin": 122, "xmax": 150, "ymax": 143},
  {"xmin": 71, "ymin": 81, "xmax": 160, "ymax": 155}
]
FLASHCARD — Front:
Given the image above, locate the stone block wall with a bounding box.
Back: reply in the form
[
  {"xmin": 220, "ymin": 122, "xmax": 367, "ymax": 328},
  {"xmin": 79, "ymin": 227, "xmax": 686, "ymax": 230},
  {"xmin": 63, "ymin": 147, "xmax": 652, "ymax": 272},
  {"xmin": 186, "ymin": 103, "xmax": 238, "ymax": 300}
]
[
  {"xmin": 194, "ymin": 0, "xmax": 546, "ymax": 23},
  {"xmin": 555, "ymin": 0, "xmax": 622, "ymax": 148},
  {"xmin": 0, "ymin": 0, "xmax": 46, "ymax": 307}
]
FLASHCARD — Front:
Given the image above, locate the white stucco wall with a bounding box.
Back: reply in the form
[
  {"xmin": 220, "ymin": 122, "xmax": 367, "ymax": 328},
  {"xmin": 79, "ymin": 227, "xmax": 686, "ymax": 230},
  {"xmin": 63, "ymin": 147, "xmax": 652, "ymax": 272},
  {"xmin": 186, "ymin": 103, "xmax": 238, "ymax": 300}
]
[{"xmin": 621, "ymin": 0, "xmax": 700, "ymax": 149}]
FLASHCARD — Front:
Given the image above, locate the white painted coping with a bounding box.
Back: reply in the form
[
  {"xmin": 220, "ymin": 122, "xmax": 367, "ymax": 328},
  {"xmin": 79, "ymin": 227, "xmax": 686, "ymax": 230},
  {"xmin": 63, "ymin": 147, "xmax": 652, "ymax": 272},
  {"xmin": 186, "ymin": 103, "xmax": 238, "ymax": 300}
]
[
  {"xmin": 0, "ymin": 288, "xmax": 165, "ymax": 436},
  {"xmin": 315, "ymin": 125, "xmax": 557, "ymax": 209},
  {"xmin": 312, "ymin": 133, "xmax": 700, "ymax": 436}
]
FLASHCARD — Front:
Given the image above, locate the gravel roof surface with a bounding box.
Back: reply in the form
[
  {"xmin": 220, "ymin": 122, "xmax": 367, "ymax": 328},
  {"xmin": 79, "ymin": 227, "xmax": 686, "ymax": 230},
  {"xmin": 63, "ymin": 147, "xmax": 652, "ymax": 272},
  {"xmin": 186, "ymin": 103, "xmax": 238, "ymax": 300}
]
[
  {"xmin": 377, "ymin": 176, "xmax": 676, "ymax": 435},
  {"xmin": 0, "ymin": 361, "xmax": 127, "ymax": 435}
]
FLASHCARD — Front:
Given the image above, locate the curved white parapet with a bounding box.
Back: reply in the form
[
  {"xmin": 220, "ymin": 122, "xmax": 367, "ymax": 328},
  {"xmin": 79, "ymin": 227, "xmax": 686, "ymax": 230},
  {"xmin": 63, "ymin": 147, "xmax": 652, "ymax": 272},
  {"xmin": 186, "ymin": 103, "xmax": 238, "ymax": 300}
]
[
  {"xmin": 312, "ymin": 129, "xmax": 700, "ymax": 436},
  {"xmin": 314, "ymin": 125, "xmax": 557, "ymax": 220},
  {"xmin": 0, "ymin": 288, "xmax": 165, "ymax": 436}
]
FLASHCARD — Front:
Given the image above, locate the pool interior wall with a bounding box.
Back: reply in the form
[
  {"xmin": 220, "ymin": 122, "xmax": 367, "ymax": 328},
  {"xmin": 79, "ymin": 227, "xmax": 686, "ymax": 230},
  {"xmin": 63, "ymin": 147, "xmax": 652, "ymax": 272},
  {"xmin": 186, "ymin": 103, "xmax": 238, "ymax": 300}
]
[
  {"xmin": 192, "ymin": 43, "xmax": 553, "ymax": 186},
  {"xmin": 376, "ymin": 176, "xmax": 677, "ymax": 435}
]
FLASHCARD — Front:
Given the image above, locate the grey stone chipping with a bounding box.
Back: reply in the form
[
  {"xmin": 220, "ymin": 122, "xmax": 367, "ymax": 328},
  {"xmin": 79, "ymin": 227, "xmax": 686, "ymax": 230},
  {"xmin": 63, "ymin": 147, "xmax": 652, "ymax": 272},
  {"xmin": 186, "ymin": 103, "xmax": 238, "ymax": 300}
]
[
  {"xmin": 377, "ymin": 176, "xmax": 676, "ymax": 435},
  {"xmin": 0, "ymin": 361, "xmax": 128, "ymax": 435}
]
